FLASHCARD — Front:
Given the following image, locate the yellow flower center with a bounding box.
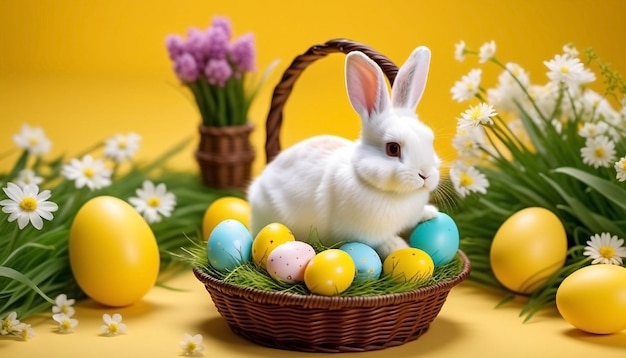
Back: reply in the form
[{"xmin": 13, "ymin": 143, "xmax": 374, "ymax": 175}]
[
  {"xmin": 599, "ymin": 246, "xmax": 615, "ymax": 259},
  {"xmin": 28, "ymin": 136, "xmax": 39, "ymax": 146},
  {"xmin": 470, "ymin": 107, "xmax": 481, "ymax": 120},
  {"xmin": 560, "ymin": 65, "xmax": 570, "ymax": 73},
  {"xmin": 147, "ymin": 196, "xmax": 161, "ymax": 208},
  {"xmin": 594, "ymin": 147, "xmax": 605, "ymax": 158},
  {"xmin": 621, "ymin": 161, "xmax": 626, "ymax": 170},
  {"xmin": 60, "ymin": 320, "xmax": 72, "ymax": 331},
  {"xmin": 118, "ymin": 140, "xmax": 127, "ymax": 149},
  {"xmin": 83, "ymin": 168, "xmax": 95, "ymax": 178},
  {"xmin": 19, "ymin": 197, "xmax": 38, "ymax": 212},
  {"xmin": 460, "ymin": 172, "xmax": 474, "ymax": 187},
  {"xmin": 466, "ymin": 83, "xmax": 475, "ymax": 91},
  {"xmin": 108, "ymin": 323, "xmax": 118, "ymax": 333},
  {"xmin": 186, "ymin": 341, "xmax": 197, "ymax": 352}
]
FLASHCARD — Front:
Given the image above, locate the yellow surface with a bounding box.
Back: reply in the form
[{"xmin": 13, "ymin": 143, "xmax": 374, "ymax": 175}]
[
  {"xmin": 3, "ymin": 271, "xmax": 626, "ymax": 357},
  {"xmin": 2, "ymin": 0, "xmax": 626, "ymax": 356}
]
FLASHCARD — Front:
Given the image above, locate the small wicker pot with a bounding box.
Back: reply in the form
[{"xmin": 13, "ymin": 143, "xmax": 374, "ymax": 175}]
[
  {"xmin": 194, "ymin": 39, "xmax": 471, "ymax": 353},
  {"xmin": 195, "ymin": 123, "xmax": 255, "ymax": 190}
]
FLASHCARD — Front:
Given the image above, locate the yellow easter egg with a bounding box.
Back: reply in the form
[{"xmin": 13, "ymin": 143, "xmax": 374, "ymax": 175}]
[
  {"xmin": 304, "ymin": 249, "xmax": 356, "ymax": 296},
  {"xmin": 252, "ymin": 222, "xmax": 296, "ymax": 269},
  {"xmin": 383, "ymin": 248, "xmax": 434, "ymax": 283},
  {"xmin": 490, "ymin": 207, "xmax": 567, "ymax": 294},
  {"xmin": 69, "ymin": 196, "xmax": 160, "ymax": 307},
  {"xmin": 556, "ymin": 264, "xmax": 626, "ymax": 334},
  {"xmin": 202, "ymin": 196, "xmax": 250, "ymax": 240}
]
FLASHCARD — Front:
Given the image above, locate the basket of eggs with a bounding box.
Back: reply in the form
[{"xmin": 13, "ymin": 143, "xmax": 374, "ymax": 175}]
[{"xmin": 192, "ymin": 39, "xmax": 471, "ymax": 353}]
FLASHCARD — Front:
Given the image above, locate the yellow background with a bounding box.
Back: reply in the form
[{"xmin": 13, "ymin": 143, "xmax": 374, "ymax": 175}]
[
  {"xmin": 1, "ymin": 0, "xmax": 625, "ymax": 174},
  {"xmin": 2, "ymin": 1, "xmax": 626, "ymax": 356}
]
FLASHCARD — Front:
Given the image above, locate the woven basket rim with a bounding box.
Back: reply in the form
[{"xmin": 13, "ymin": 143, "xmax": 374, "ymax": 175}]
[{"xmin": 193, "ymin": 250, "xmax": 470, "ymax": 309}]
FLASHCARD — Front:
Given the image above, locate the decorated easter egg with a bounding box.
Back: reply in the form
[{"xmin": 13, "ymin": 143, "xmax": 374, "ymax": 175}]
[
  {"xmin": 304, "ymin": 249, "xmax": 356, "ymax": 296},
  {"xmin": 339, "ymin": 242, "xmax": 382, "ymax": 281},
  {"xmin": 409, "ymin": 212, "xmax": 460, "ymax": 266},
  {"xmin": 206, "ymin": 219, "xmax": 253, "ymax": 271},
  {"xmin": 383, "ymin": 248, "xmax": 434, "ymax": 283},
  {"xmin": 69, "ymin": 195, "xmax": 160, "ymax": 307},
  {"xmin": 252, "ymin": 222, "xmax": 296, "ymax": 269},
  {"xmin": 556, "ymin": 264, "xmax": 626, "ymax": 334},
  {"xmin": 490, "ymin": 207, "xmax": 567, "ymax": 294},
  {"xmin": 202, "ymin": 196, "xmax": 250, "ymax": 240},
  {"xmin": 266, "ymin": 241, "xmax": 316, "ymax": 283}
]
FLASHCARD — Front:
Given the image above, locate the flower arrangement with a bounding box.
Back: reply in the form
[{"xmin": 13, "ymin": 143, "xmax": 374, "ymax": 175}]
[
  {"xmin": 448, "ymin": 40, "xmax": 626, "ymax": 318},
  {"xmin": 0, "ymin": 124, "xmax": 239, "ymax": 330},
  {"xmin": 165, "ymin": 16, "xmax": 272, "ymax": 127}
]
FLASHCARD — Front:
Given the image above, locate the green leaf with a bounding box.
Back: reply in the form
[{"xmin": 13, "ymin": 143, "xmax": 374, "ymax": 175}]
[
  {"xmin": 0, "ymin": 266, "xmax": 55, "ymax": 306},
  {"xmin": 553, "ymin": 167, "xmax": 626, "ymax": 210}
]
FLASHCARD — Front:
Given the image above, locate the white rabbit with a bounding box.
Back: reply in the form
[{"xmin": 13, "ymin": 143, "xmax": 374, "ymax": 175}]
[{"xmin": 247, "ymin": 46, "xmax": 440, "ymax": 259}]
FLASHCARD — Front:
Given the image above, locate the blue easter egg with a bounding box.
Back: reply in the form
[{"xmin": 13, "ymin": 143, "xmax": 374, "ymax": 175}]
[
  {"xmin": 339, "ymin": 242, "xmax": 382, "ymax": 281},
  {"xmin": 409, "ymin": 212, "xmax": 460, "ymax": 267},
  {"xmin": 207, "ymin": 219, "xmax": 253, "ymax": 271}
]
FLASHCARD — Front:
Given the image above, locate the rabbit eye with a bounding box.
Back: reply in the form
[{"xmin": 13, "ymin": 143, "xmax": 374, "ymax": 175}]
[{"xmin": 386, "ymin": 142, "xmax": 401, "ymax": 158}]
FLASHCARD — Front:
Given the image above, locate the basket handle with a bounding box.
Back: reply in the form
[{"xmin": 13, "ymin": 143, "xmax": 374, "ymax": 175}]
[{"xmin": 264, "ymin": 39, "xmax": 399, "ymax": 163}]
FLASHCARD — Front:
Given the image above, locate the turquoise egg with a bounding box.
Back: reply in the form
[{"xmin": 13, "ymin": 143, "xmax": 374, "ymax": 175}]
[
  {"xmin": 339, "ymin": 242, "xmax": 382, "ymax": 281},
  {"xmin": 207, "ymin": 219, "xmax": 253, "ymax": 271},
  {"xmin": 409, "ymin": 212, "xmax": 460, "ymax": 267}
]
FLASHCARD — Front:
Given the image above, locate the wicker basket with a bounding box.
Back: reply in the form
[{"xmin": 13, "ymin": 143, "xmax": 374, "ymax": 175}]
[{"xmin": 193, "ymin": 39, "xmax": 471, "ymax": 353}]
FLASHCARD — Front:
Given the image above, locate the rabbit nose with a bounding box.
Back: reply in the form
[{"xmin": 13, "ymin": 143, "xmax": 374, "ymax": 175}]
[{"xmin": 419, "ymin": 173, "xmax": 429, "ymax": 180}]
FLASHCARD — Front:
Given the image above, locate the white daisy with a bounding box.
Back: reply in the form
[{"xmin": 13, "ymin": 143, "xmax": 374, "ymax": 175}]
[
  {"xmin": 12, "ymin": 124, "xmax": 52, "ymax": 156},
  {"xmin": 103, "ymin": 132, "xmax": 141, "ymax": 163},
  {"xmin": 449, "ymin": 161, "xmax": 489, "ymax": 198},
  {"xmin": 0, "ymin": 183, "xmax": 59, "ymax": 230},
  {"xmin": 14, "ymin": 169, "xmax": 44, "ymax": 188},
  {"xmin": 451, "ymin": 69, "xmax": 482, "ymax": 103},
  {"xmin": 580, "ymin": 135, "xmax": 616, "ymax": 169},
  {"xmin": 180, "ymin": 333, "xmax": 204, "ymax": 356},
  {"xmin": 562, "ymin": 43, "xmax": 579, "ymax": 58},
  {"xmin": 52, "ymin": 294, "xmax": 76, "ymax": 317},
  {"xmin": 478, "ymin": 40, "xmax": 496, "ymax": 63},
  {"xmin": 128, "ymin": 180, "xmax": 177, "ymax": 224},
  {"xmin": 1, "ymin": 312, "xmax": 22, "ymax": 335},
  {"xmin": 583, "ymin": 232, "xmax": 626, "ymax": 265},
  {"xmin": 452, "ymin": 126, "xmax": 486, "ymax": 161},
  {"xmin": 457, "ymin": 103, "xmax": 497, "ymax": 129},
  {"xmin": 61, "ymin": 155, "xmax": 112, "ymax": 190},
  {"xmin": 487, "ymin": 62, "xmax": 529, "ymax": 112},
  {"xmin": 52, "ymin": 313, "xmax": 78, "ymax": 334},
  {"xmin": 615, "ymin": 157, "xmax": 626, "ymax": 182},
  {"xmin": 544, "ymin": 54, "xmax": 596, "ymax": 87},
  {"xmin": 454, "ymin": 40, "xmax": 466, "ymax": 62},
  {"xmin": 19, "ymin": 323, "xmax": 36, "ymax": 340},
  {"xmin": 100, "ymin": 313, "xmax": 127, "ymax": 336},
  {"xmin": 578, "ymin": 121, "xmax": 609, "ymax": 138}
]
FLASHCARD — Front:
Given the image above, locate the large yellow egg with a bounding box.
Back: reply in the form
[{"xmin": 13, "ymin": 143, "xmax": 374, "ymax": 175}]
[
  {"xmin": 383, "ymin": 248, "xmax": 434, "ymax": 283},
  {"xmin": 556, "ymin": 264, "xmax": 626, "ymax": 334},
  {"xmin": 202, "ymin": 196, "xmax": 250, "ymax": 240},
  {"xmin": 252, "ymin": 223, "xmax": 295, "ymax": 269},
  {"xmin": 490, "ymin": 207, "xmax": 567, "ymax": 294},
  {"xmin": 304, "ymin": 249, "xmax": 356, "ymax": 296},
  {"xmin": 69, "ymin": 196, "xmax": 160, "ymax": 307}
]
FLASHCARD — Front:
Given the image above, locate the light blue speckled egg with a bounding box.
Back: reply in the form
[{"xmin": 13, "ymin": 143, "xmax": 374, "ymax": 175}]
[
  {"xmin": 339, "ymin": 242, "xmax": 382, "ymax": 282},
  {"xmin": 206, "ymin": 219, "xmax": 253, "ymax": 271},
  {"xmin": 409, "ymin": 212, "xmax": 459, "ymax": 267}
]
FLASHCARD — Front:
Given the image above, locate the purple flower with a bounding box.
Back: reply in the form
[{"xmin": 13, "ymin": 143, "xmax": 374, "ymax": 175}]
[
  {"xmin": 165, "ymin": 34, "xmax": 185, "ymax": 60},
  {"xmin": 204, "ymin": 59, "xmax": 233, "ymax": 87},
  {"xmin": 205, "ymin": 26, "xmax": 229, "ymax": 60},
  {"xmin": 210, "ymin": 16, "xmax": 232, "ymax": 39},
  {"xmin": 184, "ymin": 27, "xmax": 209, "ymax": 65},
  {"xmin": 229, "ymin": 33, "xmax": 256, "ymax": 74},
  {"xmin": 173, "ymin": 53, "xmax": 200, "ymax": 82}
]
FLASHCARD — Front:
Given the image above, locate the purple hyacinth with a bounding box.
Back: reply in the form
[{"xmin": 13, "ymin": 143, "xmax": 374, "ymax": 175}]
[
  {"xmin": 165, "ymin": 34, "xmax": 185, "ymax": 60},
  {"xmin": 204, "ymin": 59, "xmax": 233, "ymax": 87},
  {"xmin": 205, "ymin": 25, "xmax": 229, "ymax": 60},
  {"xmin": 229, "ymin": 33, "xmax": 256, "ymax": 75},
  {"xmin": 210, "ymin": 16, "xmax": 232, "ymax": 39},
  {"xmin": 184, "ymin": 27, "xmax": 209, "ymax": 65},
  {"xmin": 173, "ymin": 53, "xmax": 200, "ymax": 82}
]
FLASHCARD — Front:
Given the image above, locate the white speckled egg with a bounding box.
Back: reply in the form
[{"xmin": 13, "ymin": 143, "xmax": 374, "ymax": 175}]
[{"xmin": 266, "ymin": 241, "xmax": 316, "ymax": 284}]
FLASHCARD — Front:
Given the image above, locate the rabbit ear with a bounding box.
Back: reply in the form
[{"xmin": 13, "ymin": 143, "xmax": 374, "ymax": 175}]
[
  {"xmin": 345, "ymin": 51, "xmax": 390, "ymax": 119},
  {"xmin": 391, "ymin": 46, "xmax": 431, "ymax": 111}
]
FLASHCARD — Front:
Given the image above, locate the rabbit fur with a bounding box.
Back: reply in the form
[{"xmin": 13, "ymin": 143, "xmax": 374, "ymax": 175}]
[{"xmin": 247, "ymin": 46, "xmax": 440, "ymax": 259}]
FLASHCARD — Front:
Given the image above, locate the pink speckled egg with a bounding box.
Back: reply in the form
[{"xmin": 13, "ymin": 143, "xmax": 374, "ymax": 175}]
[{"xmin": 266, "ymin": 241, "xmax": 316, "ymax": 284}]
